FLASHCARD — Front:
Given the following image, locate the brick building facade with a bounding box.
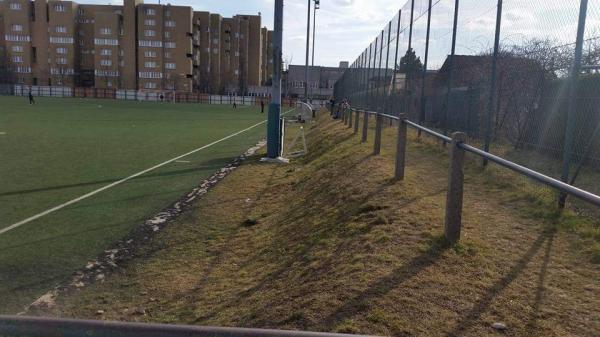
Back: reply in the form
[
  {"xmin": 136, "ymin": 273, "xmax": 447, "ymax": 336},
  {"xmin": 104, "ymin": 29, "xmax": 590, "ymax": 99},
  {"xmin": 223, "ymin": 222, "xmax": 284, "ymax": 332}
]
[{"xmin": 0, "ymin": 0, "xmax": 274, "ymax": 93}]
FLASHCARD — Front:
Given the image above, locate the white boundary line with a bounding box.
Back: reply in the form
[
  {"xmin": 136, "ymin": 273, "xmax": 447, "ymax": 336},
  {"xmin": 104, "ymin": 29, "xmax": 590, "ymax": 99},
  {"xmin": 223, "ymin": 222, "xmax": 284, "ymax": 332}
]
[{"xmin": 0, "ymin": 108, "xmax": 296, "ymax": 236}]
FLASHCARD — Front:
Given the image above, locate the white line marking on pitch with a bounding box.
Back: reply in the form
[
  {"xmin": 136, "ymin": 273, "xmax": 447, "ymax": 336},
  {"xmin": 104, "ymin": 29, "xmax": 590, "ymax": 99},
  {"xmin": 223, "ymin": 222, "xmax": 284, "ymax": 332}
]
[
  {"xmin": 0, "ymin": 132, "xmax": 6, "ymax": 135},
  {"xmin": 0, "ymin": 108, "xmax": 296, "ymax": 236},
  {"xmin": 175, "ymin": 160, "xmax": 191, "ymax": 163}
]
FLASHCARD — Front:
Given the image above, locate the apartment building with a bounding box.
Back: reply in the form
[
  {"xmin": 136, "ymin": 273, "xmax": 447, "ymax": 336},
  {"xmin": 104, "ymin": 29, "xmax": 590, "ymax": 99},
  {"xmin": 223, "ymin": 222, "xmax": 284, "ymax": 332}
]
[{"xmin": 0, "ymin": 0, "xmax": 274, "ymax": 93}]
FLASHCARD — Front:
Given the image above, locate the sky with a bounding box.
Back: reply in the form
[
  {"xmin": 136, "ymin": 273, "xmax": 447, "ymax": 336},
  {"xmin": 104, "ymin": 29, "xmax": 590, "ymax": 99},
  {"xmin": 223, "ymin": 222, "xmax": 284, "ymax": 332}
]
[
  {"xmin": 81, "ymin": 0, "xmax": 598, "ymax": 68},
  {"xmin": 78, "ymin": 0, "xmax": 402, "ymax": 67}
]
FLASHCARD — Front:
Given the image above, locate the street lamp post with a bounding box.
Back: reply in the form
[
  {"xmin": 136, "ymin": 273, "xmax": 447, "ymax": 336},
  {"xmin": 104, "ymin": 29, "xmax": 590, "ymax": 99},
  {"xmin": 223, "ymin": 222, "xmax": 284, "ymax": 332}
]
[
  {"xmin": 310, "ymin": 0, "xmax": 320, "ymax": 102},
  {"xmin": 304, "ymin": 0, "xmax": 311, "ymax": 102}
]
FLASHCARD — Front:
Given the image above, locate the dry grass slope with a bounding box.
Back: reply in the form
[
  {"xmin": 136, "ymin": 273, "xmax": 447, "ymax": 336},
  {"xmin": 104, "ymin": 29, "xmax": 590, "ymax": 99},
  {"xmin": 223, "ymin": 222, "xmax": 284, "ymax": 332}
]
[{"xmin": 51, "ymin": 112, "xmax": 600, "ymax": 337}]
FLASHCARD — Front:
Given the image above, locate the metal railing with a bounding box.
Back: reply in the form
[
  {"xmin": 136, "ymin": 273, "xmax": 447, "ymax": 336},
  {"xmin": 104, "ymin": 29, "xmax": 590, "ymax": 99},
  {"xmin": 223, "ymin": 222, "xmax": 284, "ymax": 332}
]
[
  {"xmin": 343, "ymin": 107, "xmax": 600, "ymax": 242},
  {"xmin": 0, "ymin": 315, "xmax": 377, "ymax": 337}
]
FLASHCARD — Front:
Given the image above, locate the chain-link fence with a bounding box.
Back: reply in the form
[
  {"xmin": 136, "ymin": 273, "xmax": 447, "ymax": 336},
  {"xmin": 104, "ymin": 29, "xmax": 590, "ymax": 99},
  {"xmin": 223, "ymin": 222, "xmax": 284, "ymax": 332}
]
[{"xmin": 334, "ymin": 0, "xmax": 600, "ymax": 212}]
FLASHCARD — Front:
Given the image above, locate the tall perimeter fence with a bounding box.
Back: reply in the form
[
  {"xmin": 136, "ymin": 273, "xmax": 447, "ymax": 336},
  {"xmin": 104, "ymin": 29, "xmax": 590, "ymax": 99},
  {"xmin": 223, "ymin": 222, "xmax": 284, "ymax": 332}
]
[{"xmin": 334, "ymin": 0, "xmax": 600, "ymax": 213}]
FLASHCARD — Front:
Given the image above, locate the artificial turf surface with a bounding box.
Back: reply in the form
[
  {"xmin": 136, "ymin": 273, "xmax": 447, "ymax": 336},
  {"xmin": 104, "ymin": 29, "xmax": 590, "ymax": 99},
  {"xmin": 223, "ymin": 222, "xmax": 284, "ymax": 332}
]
[{"xmin": 0, "ymin": 96, "xmax": 267, "ymax": 313}]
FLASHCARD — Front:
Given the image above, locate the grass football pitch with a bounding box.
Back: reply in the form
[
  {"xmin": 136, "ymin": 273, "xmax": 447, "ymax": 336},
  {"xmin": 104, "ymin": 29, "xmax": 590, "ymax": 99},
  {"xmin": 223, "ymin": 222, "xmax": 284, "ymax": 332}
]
[{"xmin": 0, "ymin": 96, "xmax": 267, "ymax": 313}]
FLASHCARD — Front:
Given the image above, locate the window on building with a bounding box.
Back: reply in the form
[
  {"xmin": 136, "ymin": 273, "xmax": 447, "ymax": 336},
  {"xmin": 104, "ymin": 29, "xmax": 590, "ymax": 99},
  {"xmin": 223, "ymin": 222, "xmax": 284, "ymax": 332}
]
[
  {"xmin": 6, "ymin": 36, "xmax": 28, "ymax": 46},
  {"xmin": 145, "ymin": 8, "xmax": 155, "ymax": 16},
  {"xmin": 164, "ymin": 42, "xmax": 176, "ymax": 49},
  {"xmin": 138, "ymin": 71, "xmax": 163, "ymax": 79},
  {"xmin": 94, "ymin": 38, "xmax": 119, "ymax": 46},
  {"xmin": 213, "ymin": 38, "xmax": 218, "ymax": 45},
  {"xmin": 144, "ymin": 30, "xmax": 155, "ymax": 37},
  {"xmin": 144, "ymin": 51, "xmax": 156, "ymax": 58},
  {"xmin": 54, "ymin": 4, "xmax": 66, "ymax": 12},
  {"xmin": 107, "ymin": 80, "xmax": 113, "ymax": 87},
  {"xmin": 165, "ymin": 20, "xmax": 176, "ymax": 27},
  {"xmin": 56, "ymin": 57, "xmax": 67, "ymax": 64},
  {"xmin": 138, "ymin": 40, "xmax": 162, "ymax": 48},
  {"xmin": 165, "ymin": 10, "xmax": 171, "ymax": 17},
  {"xmin": 164, "ymin": 52, "xmax": 171, "ymax": 58},
  {"xmin": 78, "ymin": 8, "xmax": 84, "ymax": 15},
  {"xmin": 55, "ymin": 26, "xmax": 67, "ymax": 33},
  {"xmin": 100, "ymin": 49, "xmax": 112, "ymax": 56},
  {"xmin": 10, "ymin": 3, "xmax": 22, "ymax": 10},
  {"xmin": 144, "ymin": 61, "xmax": 157, "ymax": 68},
  {"xmin": 100, "ymin": 59, "xmax": 112, "ymax": 66},
  {"xmin": 165, "ymin": 63, "xmax": 175, "ymax": 69},
  {"xmin": 12, "ymin": 24, "xmax": 23, "ymax": 32},
  {"xmin": 100, "ymin": 28, "xmax": 112, "ymax": 35},
  {"xmin": 144, "ymin": 19, "xmax": 155, "ymax": 26},
  {"xmin": 12, "ymin": 55, "xmax": 24, "ymax": 63},
  {"xmin": 79, "ymin": 30, "xmax": 85, "ymax": 36},
  {"xmin": 144, "ymin": 82, "xmax": 157, "ymax": 89},
  {"xmin": 56, "ymin": 47, "xmax": 67, "ymax": 54},
  {"xmin": 164, "ymin": 31, "xmax": 171, "ymax": 38},
  {"xmin": 12, "ymin": 45, "xmax": 24, "ymax": 53},
  {"xmin": 119, "ymin": 49, "xmax": 124, "ymax": 56}
]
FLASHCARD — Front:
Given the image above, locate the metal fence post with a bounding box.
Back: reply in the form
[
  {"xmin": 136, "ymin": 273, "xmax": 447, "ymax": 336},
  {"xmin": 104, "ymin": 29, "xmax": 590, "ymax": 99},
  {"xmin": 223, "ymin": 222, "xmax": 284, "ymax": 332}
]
[
  {"xmin": 376, "ymin": 29, "xmax": 384, "ymax": 113},
  {"xmin": 443, "ymin": 0, "xmax": 460, "ymax": 138},
  {"xmin": 559, "ymin": 0, "xmax": 588, "ymax": 208},
  {"xmin": 362, "ymin": 110, "xmax": 369, "ymax": 143},
  {"xmin": 418, "ymin": 0, "xmax": 433, "ymax": 137},
  {"xmin": 374, "ymin": 112, "xmax": 383, "ymax": 155},
  {"xmin": 395, "ymin": 113, "xmax": 408, "ymax": 180},
  {"xmin": 354, "ymin": 109, "xmax": 360, "ymax": 134},
  {"xmin": 483, "ymin": 0, "xmax": 503, "ymax": 166},
  {"xmin": 444, "ymin": 132, "xmax": 466, "ymax": 243}
]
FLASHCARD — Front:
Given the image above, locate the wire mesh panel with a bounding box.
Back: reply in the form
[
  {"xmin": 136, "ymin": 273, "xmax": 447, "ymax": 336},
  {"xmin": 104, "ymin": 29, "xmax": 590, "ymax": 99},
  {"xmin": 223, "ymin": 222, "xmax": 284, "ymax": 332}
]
[{"xmin": 334, "ymin": 0, "xmax": 600, "ymax": 211}]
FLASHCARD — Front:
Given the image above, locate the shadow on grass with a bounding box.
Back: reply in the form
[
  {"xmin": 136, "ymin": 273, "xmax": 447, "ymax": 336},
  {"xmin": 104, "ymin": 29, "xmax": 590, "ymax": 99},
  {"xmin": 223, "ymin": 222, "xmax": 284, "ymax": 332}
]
[
  {"xmin": 524, "ymin": 231, "xmax": 555, "ymax": 337},
  {"xmin": 445, "ymin": 229, "xmax": 556, "ymax": 337},
  {"xmin": 0, "ymin": 220, "xmax": 137, "ymax": 252},
  {"xmin": 0, "ymin": 158, "xmax": 233, "ymax": 198},
  {"xmin": 319, "ymin": 239, "xmax": 450, "ymax": 330}
]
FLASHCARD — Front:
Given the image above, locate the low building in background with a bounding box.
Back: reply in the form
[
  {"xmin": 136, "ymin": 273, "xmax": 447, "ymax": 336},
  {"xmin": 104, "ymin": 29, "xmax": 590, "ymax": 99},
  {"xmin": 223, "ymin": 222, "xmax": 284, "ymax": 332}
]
[
  {"xmin": 285, "ymin": 62, "xmax": 348, "ymax": 100},
  {"xmin": 0, "ymin": 0, "xmax": 274, "ymax": 93}
]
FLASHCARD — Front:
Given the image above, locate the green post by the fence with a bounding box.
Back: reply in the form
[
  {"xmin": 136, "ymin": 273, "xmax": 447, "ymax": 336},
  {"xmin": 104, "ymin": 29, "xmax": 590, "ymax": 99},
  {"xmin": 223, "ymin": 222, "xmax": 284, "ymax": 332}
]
[
  {"xmin": 444, "ymin": 132, "xmax": 466, "ymax": 243},
  {"xmin": 374, "ymin": 113, "xmax": 383, "ymax": 155},
  {"xmin": 361, "ymin": 110, "xmax": 369, "ymax": 143},
  {"xmin": 395, "ymin": 113, "xmax": 407, "ymax": 180},
  {"xmin": 354, "ymin": 110, "xmax": 360, "ymax": 134}
]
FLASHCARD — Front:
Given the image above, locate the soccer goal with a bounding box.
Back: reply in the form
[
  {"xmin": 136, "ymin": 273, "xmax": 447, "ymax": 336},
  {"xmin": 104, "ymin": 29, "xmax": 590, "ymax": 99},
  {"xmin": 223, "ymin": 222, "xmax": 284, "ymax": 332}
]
[{"xmin": 280, "ymin": 101, "xmax": 313, "ymax": 158}]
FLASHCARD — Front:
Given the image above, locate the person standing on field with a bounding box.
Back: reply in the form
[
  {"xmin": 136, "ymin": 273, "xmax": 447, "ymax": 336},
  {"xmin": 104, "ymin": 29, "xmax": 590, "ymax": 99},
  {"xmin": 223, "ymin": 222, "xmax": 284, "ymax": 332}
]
[
  {"xmin": 233, "ymin": 101, "xmax": 237, "ymax": 109},
  {"xmin": 28, "ymin": 90, "xmax": 35, "ymax": 105},
  {"xmin": 261, "ymin": 100, "xmax": 265, "ymax": 113}
]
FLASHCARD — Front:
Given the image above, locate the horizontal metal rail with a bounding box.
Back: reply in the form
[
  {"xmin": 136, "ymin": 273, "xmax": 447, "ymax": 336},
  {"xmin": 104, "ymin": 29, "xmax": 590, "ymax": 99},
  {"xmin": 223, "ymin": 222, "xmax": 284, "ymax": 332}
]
[
  {"xmin": 345, "ymin": 107, "xmax": 600, "ymax": 207},
  {"xmin": 403, "ymin": 120, "xmax": 452, "ymax": 143},
  {"xmin": 0, "ymin": 316, "xmax": 377, "ymax": 337},
  {"xmin": 459, "ymin": 143, "xmax": 600, "ymax": 207},
  {"xmin": 379, "ymin": 113, "xmax": 398, "ymax": 120}
]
